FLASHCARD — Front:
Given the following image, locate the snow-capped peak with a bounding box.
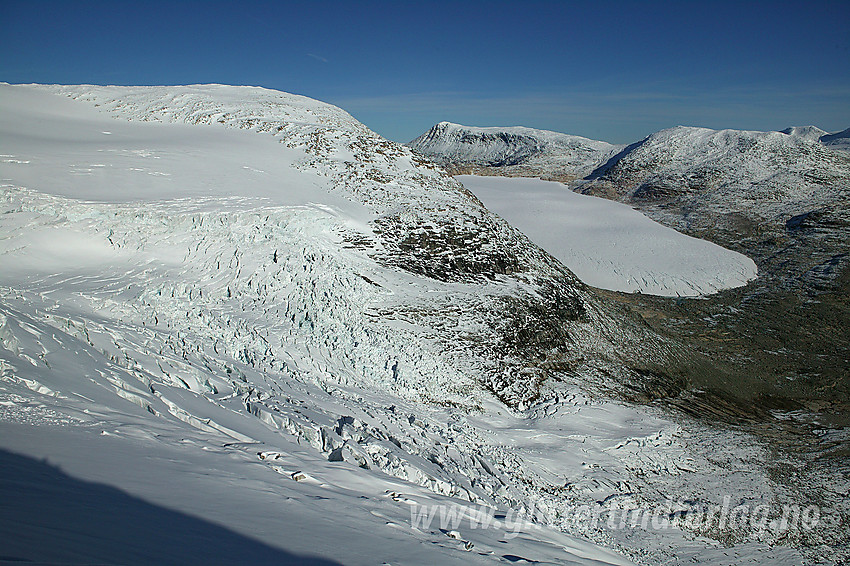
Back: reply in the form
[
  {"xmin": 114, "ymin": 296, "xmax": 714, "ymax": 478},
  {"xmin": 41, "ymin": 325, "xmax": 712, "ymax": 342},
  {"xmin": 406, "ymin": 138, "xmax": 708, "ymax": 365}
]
[
  {"xmin": 780, "ymin": 125, "xmax": 829, "ymax": 141},
  {"xmin": 408, "ymin": 121, "xmax": 621, "ymax": 177}
]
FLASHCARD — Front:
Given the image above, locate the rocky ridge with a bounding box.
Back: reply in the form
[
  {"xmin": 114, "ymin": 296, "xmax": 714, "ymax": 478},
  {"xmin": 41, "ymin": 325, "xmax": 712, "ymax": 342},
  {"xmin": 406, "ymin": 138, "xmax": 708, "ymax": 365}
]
[
  {"xmin": 408, "ymin": 121, "xmax": 623, "ymax": 182},
  {"xmin": 409, "ymin": 120, "xmax": 850, "ymax": 408},
  {"xmin": 409, "ymin": 120, "xmax": 850, "ymax": 561}
]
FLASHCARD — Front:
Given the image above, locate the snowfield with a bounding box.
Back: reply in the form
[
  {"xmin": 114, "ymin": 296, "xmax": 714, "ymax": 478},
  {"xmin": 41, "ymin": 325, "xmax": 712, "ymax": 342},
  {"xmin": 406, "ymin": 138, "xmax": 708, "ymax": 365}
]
[
  {"xmin": 456, "ymin": 175, "xmax": 757, "ymax": 296},
  {"xmin": 0, "ymin": 84, "xmax": 834, "ymax": 565}
]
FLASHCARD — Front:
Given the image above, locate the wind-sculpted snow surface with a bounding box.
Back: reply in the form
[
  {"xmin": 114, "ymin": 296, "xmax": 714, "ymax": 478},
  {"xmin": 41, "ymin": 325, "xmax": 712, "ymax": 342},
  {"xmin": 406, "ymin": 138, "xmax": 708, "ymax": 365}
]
[{"xmin": 0, "ymin": 85, "xmax": 840, "ymax": 565}]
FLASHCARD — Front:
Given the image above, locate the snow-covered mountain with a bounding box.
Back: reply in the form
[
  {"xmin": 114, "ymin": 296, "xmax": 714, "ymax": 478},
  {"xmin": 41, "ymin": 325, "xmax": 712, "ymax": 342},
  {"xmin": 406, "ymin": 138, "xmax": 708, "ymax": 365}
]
[
  {"xmin": 779, "ymin": 125, "xmax": 850, "ymax": 151},
  {"xmin": 577, "ymin": 126, "xmax": 850, "ymax": 293},
  {"xmin": 408, "ymin": 119, "xmax": 850, "ymax": 560},
  {"xmin": 819, "ymin": 126, "xmax": 850, "ymax": 151},
  {"xmin": 780, "ymin": 125, "xmax": 829, "ymax": 142},
  {"xmin": 410, "ymin": 120, "xmax": 850, "ymax": 293},
  {"xmin": 408, "ymin": 121, "xmax": 622, "ymax": 181},
  {"xmin": 1, "ymin": 85, "xmax": 845, "ymax": 565},
  {"xmin": 581, "ymin": 126, "xmax": 848, "ymax": 216}
]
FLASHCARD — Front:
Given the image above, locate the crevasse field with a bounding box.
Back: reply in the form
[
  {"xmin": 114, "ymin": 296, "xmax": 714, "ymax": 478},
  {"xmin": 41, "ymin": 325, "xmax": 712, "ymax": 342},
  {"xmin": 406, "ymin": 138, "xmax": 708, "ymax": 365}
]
[{"xmin": 0, "ymin": 84, "xmax": 823, "ymax": 565}]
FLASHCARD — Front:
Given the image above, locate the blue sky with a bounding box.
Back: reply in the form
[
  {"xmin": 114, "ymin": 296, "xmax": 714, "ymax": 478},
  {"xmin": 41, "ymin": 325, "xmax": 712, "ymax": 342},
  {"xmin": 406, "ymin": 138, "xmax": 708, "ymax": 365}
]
[{"xmin": 2, "ymin": 1, "xmax": 848, "ymax": 143}]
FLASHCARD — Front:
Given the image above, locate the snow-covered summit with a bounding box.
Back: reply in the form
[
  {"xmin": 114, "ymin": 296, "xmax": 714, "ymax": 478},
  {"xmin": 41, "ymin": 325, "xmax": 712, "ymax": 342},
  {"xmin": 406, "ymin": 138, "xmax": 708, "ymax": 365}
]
[
  {"xmin": 579, "ymin": 124, "xmax": 850, "ymax": 281},
  {"xmin": 780, "ymin": 125, "xmax": 829, "ymax": 141},
  {"xmin": 408, "ymin": 121, "xmax": 621, "ymax": 179},
  {"xmin": 44, "ymin": 83, "xmax": 365, "ymax": 131},
  {"xmin": 582, "ymin": 125, "xmax": 850, "ymax": 220},
  {"xmin": 23, "ymin": 84, "xmax": 564, "ymax": 284},
  {"xmin": 778, "ymin": 125, "xmax": 850, "ymax": 151}
]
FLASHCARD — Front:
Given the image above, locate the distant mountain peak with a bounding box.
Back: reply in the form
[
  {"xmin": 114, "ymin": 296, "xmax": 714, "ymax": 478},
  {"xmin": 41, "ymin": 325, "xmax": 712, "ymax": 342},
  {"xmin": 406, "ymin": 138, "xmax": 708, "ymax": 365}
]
[
  {"xmin": 820, "ymin": 126, "xmax": 850, "ymax": 151},
  {"xmin": 780, "ymin": 125, "xmax": 829, "ymax": 141},
  {"xmin": 407, "ymin": 122, "xmax": 621, "ymax": 178}
]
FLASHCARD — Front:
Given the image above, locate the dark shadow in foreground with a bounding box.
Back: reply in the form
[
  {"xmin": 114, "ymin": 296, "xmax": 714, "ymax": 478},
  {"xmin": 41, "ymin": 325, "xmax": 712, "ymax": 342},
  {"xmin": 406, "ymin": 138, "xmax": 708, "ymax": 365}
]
[{"xmin": 0, "ymin": 448, "xmax": 342, "ymax": 566}]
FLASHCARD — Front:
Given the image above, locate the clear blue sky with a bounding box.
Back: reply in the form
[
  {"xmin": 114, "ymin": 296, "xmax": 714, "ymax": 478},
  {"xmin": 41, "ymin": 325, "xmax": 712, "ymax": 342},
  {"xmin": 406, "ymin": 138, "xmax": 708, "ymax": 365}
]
[{"xmin": 2, "ymin": 0, "xmax": 848, "ymax": 143}]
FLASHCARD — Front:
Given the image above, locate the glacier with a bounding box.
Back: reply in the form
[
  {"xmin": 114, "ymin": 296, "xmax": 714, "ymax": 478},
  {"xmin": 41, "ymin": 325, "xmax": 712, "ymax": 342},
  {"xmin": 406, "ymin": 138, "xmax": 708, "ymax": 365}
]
[
  {"xmin": 456, "ymin": 175, "xmax": 757, "ymax": 296},
  {"xmin": 0, "ymin": 84, "xmax": 842, "ymax": 565}
]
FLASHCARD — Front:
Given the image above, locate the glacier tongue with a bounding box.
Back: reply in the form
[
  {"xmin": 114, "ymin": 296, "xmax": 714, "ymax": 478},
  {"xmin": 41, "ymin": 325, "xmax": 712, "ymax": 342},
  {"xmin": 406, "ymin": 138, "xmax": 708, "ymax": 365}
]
[
  {"xmin": 0, "ymin": 84, "xmax": 827, "ymax": 565},
  {"xmin": 456, "ymin": 175, "xmax": 757, "ymax": 297}
]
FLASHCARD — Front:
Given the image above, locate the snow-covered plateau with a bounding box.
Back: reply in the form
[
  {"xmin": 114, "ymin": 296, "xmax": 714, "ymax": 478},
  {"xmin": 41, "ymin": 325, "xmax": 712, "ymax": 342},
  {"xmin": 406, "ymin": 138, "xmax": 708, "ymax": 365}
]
[{"xmin": 1, "ymin": 84, "xmax": 845, "ymax": 565}]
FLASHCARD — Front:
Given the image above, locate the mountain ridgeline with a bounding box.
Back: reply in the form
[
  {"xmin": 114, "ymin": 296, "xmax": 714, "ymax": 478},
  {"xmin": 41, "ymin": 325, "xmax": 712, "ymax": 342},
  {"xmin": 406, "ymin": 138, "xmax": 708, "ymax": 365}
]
[
  {"xmin": 3, "ymin": 85, "xmax": 848, "ymax": 564},
  {"xmin": 408, "ymin": 121, "xmax": 850, "ymax": 418},
  {"xmin": 408, "ymin": 121, "xmax": 623, "ymax": 181}
]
